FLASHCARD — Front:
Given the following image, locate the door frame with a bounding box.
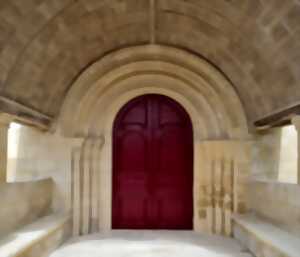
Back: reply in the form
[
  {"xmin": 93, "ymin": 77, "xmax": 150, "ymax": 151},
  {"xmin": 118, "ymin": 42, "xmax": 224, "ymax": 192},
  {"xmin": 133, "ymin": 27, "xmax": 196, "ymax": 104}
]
[
  {"xmin": 97, "ymin": 85, "xmax": 203, "ymax": 232},
  {"xmin": 111, "ymin": 94, "xmax": 194, "ymax": 229}
]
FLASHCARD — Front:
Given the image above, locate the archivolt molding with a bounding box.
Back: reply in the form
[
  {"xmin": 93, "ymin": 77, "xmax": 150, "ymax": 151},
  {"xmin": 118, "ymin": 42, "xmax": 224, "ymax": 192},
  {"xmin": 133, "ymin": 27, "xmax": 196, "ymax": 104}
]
[
  {"xmin": 62, "ymin": 45, "xmax": 252, "ymax": 235},
  {"xmin": 59, "ymin": 45, "xmax": 249, "ymax": 140}
]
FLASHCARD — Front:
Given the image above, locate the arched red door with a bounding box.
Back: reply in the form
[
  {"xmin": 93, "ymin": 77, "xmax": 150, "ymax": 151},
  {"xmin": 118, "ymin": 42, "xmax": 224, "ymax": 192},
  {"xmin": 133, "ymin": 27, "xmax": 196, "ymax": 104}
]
[{"xmin": 112, "ymin": 94, "xmax": 193, "ymax": 230}]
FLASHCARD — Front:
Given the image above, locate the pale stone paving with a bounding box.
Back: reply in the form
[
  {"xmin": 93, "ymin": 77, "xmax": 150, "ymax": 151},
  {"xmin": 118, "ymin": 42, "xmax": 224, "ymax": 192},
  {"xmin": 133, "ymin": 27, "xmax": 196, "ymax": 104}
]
[{"xmin": 50, "ymin": 231, "xmax": 253, "ymax": 257}]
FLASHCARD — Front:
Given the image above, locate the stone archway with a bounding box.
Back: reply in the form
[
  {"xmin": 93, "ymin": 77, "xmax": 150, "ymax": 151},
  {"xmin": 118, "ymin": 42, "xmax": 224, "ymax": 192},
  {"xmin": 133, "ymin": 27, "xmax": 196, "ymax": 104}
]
[{"xmin": 58, "ymin": 45, "xmax": 251, "ymax": 237}]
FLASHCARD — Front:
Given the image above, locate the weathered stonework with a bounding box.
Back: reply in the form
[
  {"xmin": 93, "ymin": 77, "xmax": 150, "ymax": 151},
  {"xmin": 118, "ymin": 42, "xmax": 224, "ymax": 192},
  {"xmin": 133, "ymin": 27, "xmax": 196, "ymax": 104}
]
[
  {"xmin": 0, "ymin": 1, "xmax": 299, "ymax": 256},
  {"xmin": 197, "ymin": 141, "xmax": 251, "ymax": 236},
  {"xmin": 56, "ymin": 45, "xmax": 252, "ymax": 236},
  {"xmin": 0, "ymin": 179, "xmax": 53, "ymax": 237},
  {"xmin": 246, "ymin": 180, "xmax": 300, "ymax": 237},
  {"xmin": 0, "ymin": 0, "xmax": 298, "ymax": 126}
]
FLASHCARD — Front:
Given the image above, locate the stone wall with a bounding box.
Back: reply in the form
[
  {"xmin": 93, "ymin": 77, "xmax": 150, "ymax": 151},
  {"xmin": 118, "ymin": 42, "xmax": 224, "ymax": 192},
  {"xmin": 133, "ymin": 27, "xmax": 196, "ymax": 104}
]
[
  {"xmin": 4, "ymin": 45, "xmax": 252, "ymax": 237},
  {"xmin": 60, "ymin": 45, "xmax": 250, "ymax": 236},
  {"xmin": 197, "ymin": 140, "xmax": 251, "ymax": 236},
  {"xmin": 246, "ymin": 180, "xmax": 300, "ymax": 237},
  {"xmin": 7, "ymin": 124, "xmax": 77, "ymax": 212},
  {"xmin": 251, "ymin": 129, "xmax": 281, "ymax": 180},
  {"xmin": 0, "ymin": 179, "xmax": 53, "ymax": 238},
  {"xmin": 251, "ymin": 126, "xmax": 298, "ymax": 184}
]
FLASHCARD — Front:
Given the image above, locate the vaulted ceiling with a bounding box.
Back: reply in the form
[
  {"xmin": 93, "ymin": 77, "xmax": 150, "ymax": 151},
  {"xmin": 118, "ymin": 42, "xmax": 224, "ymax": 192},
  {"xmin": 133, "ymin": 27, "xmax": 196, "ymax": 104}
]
[{"xmin": 0, "ymin": 0, "xmax": 299, "ymax": 128}]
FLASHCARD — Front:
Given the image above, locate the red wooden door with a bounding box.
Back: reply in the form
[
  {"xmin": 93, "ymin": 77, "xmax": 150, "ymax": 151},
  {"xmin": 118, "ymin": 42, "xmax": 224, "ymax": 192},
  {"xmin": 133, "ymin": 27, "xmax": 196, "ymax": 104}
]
[{"xmin": 112, "ymin": 94, "xmax": 193, "ymax": 230}]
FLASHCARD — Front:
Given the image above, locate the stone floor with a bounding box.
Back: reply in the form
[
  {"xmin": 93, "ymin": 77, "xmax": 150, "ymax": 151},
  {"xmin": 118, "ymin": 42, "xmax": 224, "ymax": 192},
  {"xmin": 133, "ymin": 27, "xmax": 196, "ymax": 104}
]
[{"xmin": 50, "ymin": 230, "xmax": 253, "ymax": 257}]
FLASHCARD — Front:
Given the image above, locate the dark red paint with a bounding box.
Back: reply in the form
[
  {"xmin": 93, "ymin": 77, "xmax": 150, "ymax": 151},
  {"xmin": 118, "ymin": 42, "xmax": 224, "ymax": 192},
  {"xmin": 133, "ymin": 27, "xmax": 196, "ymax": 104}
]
[{"xmin": 112, "ymin": 94, "xmax": 193, "ymax": 230}]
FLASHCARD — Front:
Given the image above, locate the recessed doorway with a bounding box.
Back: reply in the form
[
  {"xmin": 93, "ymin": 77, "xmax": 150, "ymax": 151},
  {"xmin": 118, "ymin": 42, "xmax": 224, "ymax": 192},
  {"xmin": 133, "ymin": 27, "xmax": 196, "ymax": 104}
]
[{"xmin": 112, "ymin": 94, "xmax": 193, "ymax": 229}]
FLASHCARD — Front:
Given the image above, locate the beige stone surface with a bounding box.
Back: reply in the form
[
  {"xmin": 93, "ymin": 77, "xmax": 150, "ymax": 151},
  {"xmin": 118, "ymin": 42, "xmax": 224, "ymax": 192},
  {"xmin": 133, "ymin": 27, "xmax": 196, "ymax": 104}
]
[
  {"xmin": 7, "ymin": 124, "xmax": 81, "ymax": 213},
  {"xmin": 233, "ymin": 214, "xmax": 300, "ymax": 257},
  {"xmin": 0, "ymin": 214, "xmax": 71, "ymax": 257},
  {"xmin": 59, "ymin": 45, "xmax": 248, "ymax": 139},
  {"xmin": 4, "ymin": 47, "xmax": 254, "ymax": 236},
  {"xmin": 251, "ymin": 130, "xmax": 282, "ymax": 180},
  {"xmin": 246, "ymin": 180, "xmax": 300, "ymax": 237},
  {"xmin": 4, "ymin": 43, "xmax": 298, "ymax": 253},
  {"xmin": 251, "ymin": 126, "xmax": 298, "ymax": 183},
  {"xmin": 197, "ymin": 141, "xmax": 251, "ymax": 236},
  {"xmin": 56, "ymin": 45, "xmax": 251, "ymax": 236},
  {"xmin": 0, "ymin": 0, "xmax": 298, "ymax": 126},
  {"xmin": 0, "ymin": 2, "xmax": 299, "ymax": 256},
  {"xmin": 0, "ymin": 179, "xmax": 53, "ymax": 238},
  {"xmin": 50, "ymin": 231, "xmax": 252, "ymax": 257}
]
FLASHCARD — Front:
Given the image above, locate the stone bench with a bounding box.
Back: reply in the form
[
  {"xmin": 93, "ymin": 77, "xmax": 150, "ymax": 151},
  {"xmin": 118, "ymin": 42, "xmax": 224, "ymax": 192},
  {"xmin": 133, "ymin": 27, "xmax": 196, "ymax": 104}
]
[
  {"xmin": 0, "ymin": 214, "xmax": 71, "ymax": 257},
  {"xmin": 233, "ymin": 214, "xmax": 300, "ymax": 257}
]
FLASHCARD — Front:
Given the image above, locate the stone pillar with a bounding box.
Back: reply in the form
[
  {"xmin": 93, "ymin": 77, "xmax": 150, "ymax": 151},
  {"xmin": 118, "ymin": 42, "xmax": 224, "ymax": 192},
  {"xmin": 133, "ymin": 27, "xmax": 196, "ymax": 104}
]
[
  {"xmin": 71, "ymin": 136, "xmax": 104, "ymax": 236},
  {"xmin": 291, "ymin": 115, "xmax": 300, "ymax": 184},
  {"xmin": 0, "ymin": 115, "xmax": 11, "ymax": 183}
]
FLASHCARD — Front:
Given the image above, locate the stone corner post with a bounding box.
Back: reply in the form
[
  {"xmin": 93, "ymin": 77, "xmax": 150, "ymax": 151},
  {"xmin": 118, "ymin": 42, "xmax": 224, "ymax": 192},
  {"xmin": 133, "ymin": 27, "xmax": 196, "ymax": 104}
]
[
  {"xmin": 291, "ymin": 115, "xmax": 300, "ymax": 184},
  {"xmin": 0, "ymin": 114, "xmax": 11, "ymax": 183}
]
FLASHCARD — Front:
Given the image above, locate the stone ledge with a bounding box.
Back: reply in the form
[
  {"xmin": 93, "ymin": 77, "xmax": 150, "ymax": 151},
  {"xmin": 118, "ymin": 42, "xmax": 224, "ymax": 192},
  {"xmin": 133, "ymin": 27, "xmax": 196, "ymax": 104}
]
[
  {"xmin": 0, "ymin": 214, "xmax": 71, "ymax": 257},
  {"xmin": 233, "ymin": 214, "xmax": 300, "ymax": 257},
  {"xmin": 0, "ymin": 179, "xmax": 54, "ymax": 238}
]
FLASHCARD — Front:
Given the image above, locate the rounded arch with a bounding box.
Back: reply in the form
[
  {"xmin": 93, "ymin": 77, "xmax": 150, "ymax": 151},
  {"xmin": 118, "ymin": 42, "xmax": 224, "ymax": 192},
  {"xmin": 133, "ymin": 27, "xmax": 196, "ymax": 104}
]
[
  {"xmin": 112, "ymin": 93, "xmax": 194, "ymax": 131},
  {"xmin": 59, "ymin": 45, "xmax": 249, "ymax": 140},
  {"xmin": 58, "ymin": 45, "xmax": 250, "ymax": 231}
]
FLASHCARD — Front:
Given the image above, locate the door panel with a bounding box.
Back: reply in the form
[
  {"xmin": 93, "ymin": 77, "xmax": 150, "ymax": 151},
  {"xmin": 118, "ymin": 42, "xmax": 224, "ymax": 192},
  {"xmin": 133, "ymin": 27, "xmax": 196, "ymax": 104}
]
[{"xmin": 112, "ymin": 94, "xmax": 193, "ymax": 229}]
